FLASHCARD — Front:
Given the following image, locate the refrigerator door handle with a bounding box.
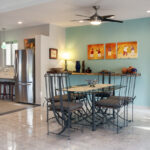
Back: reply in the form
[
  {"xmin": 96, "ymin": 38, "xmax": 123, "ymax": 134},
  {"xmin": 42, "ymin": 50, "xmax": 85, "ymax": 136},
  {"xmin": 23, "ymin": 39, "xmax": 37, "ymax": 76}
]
[{"xmin": 17, "ymin": 82, "xmax": 32, "ymax": 86}]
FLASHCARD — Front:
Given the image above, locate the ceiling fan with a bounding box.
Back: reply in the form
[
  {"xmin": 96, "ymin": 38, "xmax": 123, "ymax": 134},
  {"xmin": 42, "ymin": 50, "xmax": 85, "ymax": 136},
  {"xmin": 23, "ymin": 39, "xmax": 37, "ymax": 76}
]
[{"xmin": 72, "ymin": 6, "xmax": 123, "ymax": 25}]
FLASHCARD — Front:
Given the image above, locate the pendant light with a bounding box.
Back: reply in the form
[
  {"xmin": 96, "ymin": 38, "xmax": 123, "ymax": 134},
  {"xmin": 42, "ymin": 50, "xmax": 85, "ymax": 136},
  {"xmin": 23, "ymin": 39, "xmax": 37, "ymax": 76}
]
[{"xmin": 1, "ymin": 28, "xmax": 6, "ymax": 50}]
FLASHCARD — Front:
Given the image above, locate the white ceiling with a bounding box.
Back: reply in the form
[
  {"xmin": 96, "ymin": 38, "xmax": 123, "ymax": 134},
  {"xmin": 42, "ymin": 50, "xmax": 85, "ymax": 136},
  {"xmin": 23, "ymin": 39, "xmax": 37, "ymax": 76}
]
[{"xmin": 0, "ymin": 0, "xmax": 150, "ymax": 30}]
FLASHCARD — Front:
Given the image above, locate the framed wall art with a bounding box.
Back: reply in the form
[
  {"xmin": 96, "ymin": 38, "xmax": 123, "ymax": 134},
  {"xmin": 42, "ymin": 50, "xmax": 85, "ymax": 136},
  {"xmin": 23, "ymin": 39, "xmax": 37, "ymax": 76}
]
[
  {"xmin": 105, "ymin": 43, "xmax": 117, "ymax": 59},
  {"xmin": 24, "ymin": 38, "xmax": 35, "ymax": 49},
  {"xmin": 117, "ymin": 41, "xmax": 138, "ymax": 59},
  {"xmin": 49, "ymin": 48, "xmax": 58, "ymax": 59},
  {"xmin": 88, "ymin": 44, "xmax": 104, "ymax": 60}
]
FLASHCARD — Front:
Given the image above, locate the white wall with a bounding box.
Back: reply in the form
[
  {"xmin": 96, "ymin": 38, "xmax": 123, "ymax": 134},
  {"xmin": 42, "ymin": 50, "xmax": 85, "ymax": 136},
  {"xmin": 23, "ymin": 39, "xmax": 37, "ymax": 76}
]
[
  {"xmin": 0, "ymin": 24, "xmax": 49, "ymax": 67},
  {"xmin": 35, "ymin": 34, "xmax": 52, "ymax": 105},
  {"xmin": 49, "ymin": 24, "xmax": 66, "ymax": 68},
  {"xmin": 37, "ymin": 25, "xmax": 66, "ymax": 105},
  {"xmin": 36, "ymin": 24, "xmax": 66, "ymax": 105}
]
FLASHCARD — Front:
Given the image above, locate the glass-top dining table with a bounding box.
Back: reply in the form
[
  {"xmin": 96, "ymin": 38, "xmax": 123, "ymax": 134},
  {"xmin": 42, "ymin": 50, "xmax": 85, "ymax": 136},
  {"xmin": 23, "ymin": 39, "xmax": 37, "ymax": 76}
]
[{"xmin": 66, "ymin": 84, "xmax": 124, "ymax": 131}]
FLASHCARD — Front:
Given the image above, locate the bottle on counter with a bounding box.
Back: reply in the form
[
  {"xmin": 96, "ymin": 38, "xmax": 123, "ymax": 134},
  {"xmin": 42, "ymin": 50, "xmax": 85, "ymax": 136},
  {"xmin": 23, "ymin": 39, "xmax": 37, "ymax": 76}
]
[{"xmin": 82, "ymin": 61, "xmax": 85, "ymax": 73}]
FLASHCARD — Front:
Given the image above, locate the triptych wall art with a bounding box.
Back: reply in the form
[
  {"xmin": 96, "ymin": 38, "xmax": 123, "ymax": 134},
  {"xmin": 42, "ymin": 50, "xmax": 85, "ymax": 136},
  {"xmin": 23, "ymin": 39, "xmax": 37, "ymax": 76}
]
[{"xmin": 87, "ymin": 41, "xmax": 137, "ymax": 60}]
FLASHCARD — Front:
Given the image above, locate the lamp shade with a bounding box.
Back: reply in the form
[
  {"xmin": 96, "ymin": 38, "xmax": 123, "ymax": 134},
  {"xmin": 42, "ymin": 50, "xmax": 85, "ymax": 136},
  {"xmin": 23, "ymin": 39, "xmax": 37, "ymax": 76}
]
[{"xmin": 62, "ymin": 52, "xmax": 70, "ymax": 60}]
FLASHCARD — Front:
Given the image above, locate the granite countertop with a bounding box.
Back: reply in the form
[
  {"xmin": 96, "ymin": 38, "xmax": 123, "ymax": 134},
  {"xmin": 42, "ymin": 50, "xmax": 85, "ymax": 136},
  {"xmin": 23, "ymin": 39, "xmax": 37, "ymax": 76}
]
[{"xmin": 0, "ymin": 67, "xmax": 15, "ymax": 81}]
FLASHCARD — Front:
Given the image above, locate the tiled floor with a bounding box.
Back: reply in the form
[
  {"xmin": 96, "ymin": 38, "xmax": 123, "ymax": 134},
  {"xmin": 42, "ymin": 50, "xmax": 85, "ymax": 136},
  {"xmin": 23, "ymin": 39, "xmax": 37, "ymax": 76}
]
[
  {"xmin": 0, "ymin": 104, "xmax": 150, "ymax": 150},
  {"xmin": 0, "ymin": 100, "xmax": 33, "ymax": 115}
]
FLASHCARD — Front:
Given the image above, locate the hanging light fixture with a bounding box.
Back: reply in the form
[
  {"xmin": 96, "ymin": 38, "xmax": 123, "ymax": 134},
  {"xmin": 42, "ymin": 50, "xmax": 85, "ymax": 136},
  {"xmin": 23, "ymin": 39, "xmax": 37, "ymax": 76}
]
[
  {"xmin": 1, "ymin": 28, "xmax": 6, "ymax": 50},
  {"xmin": 90, "ymin": 20, "xmax": 102, "ymax": 25}
]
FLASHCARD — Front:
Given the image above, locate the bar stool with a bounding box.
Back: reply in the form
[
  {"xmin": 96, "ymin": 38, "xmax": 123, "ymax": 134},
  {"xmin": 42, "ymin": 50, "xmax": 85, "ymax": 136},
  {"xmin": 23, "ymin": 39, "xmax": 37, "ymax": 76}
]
[
  {"xmin": 9, "ymin": 82, "xmax": 15, "ymax": 100},
  {"xmin": 0, "ymin": 81, "xmax": 15, "ymax": 100},
  {"xmin": 2, "ymin": 82, "xmax": 9, "ymax": 99},
  {"xmin": 0, "ymin": 82, "xmax": 2, "ymax": 99}
]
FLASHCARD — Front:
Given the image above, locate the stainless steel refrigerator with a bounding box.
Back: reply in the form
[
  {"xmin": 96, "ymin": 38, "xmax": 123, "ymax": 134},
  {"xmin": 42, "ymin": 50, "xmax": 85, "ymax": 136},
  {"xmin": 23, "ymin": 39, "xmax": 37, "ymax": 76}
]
[{"xmin": 15, "ymin": 49, "xmax": 35, "ymax": 104}]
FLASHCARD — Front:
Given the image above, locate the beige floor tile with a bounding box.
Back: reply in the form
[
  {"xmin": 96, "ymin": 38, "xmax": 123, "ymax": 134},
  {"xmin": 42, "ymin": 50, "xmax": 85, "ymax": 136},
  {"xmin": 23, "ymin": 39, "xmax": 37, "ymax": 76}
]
[{"xmin": 0, "ymin": 101, "xmax": 150, "ymax": 150}]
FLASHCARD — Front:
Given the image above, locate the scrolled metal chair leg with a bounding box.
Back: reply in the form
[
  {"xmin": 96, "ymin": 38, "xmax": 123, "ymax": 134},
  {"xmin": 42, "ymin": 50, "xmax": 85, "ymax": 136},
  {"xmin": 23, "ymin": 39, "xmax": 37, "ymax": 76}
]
[
  {"xmin": 132, "ymin": 102, "xmax": 134, "ymax": 122},
  {"xmin": 117, "ymin": 109, "xmax": 119, "ymax": 134}
]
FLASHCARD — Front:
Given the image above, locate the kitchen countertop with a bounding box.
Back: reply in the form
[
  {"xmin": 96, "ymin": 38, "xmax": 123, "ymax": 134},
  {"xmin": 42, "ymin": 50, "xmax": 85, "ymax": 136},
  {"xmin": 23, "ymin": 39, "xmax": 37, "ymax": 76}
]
[{"xmin": 0, "ymin": 67, "xmax": 15, "ymax": 82}]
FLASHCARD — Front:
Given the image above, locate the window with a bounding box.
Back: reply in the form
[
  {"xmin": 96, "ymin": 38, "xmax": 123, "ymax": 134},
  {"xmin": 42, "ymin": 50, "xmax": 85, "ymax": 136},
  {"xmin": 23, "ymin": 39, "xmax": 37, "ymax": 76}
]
[{"xmin": 5, "ymin": 42, "xmax": 18, "ymax": 66}]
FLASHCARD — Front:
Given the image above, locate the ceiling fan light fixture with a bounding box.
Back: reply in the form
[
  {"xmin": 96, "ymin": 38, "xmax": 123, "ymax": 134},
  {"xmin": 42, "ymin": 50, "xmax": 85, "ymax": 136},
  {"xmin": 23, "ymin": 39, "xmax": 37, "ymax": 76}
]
[
  {"xmin": 79, "ymin": 20, "xmax": 84, "ymax": 23},
  {"xmin": 90, "ymin": 20, "xmax": 102, "ymax": 25},
  {"xmin": 147, "ymin": 10, "xmax": 150, "ymax": 13}
]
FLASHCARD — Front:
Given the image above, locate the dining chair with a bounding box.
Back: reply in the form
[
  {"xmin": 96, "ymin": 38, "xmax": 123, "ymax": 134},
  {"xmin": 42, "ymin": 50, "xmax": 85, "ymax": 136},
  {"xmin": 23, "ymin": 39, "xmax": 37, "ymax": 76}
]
[
  {"xmin": 45, "ymin": 73, "xmax": 83, "ymax": 137},
  {"xmin": 45, "ymin": 73, "xmax": 86, "ymax": 122},
  {"xmin": 109, "ymin": 74, "xmax": 136, "ymax": 125},
  {"xmin": 122, "ymin": 74, "xmax": 136, "ymax": 123},
  {"xmin": 95, "ymin": 71, "xmax": 115, "ymax": 99},
  {"xmin": 95, "ymin": 74, "xmax": 128, "ymax": 133}
]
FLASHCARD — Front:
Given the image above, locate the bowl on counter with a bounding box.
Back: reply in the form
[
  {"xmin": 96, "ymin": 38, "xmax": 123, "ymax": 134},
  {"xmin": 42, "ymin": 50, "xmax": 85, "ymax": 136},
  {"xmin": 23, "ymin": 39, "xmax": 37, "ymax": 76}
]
[{"xmin": 48, "ymin": 68, "xmax": 64, "ymax": 73}]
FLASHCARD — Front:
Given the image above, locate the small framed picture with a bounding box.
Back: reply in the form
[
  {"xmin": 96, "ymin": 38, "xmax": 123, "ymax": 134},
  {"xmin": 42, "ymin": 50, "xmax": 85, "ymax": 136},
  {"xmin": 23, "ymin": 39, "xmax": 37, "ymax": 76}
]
[
  {"xmin": 49, "ymin": 48, "xmax": 58, "ymax": 59},
  {"xmin": 24, "ymin": 38, "xmax": 35, "ymax": 49}
]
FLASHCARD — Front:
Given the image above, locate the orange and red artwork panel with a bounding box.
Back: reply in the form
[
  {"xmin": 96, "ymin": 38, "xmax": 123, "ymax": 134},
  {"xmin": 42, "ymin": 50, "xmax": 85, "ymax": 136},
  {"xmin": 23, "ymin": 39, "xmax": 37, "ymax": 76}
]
[
  {"xmin": 88, "ymin": 44, "xmax": 104, "ymax": 60},
  {"xmin": 117, "ymin": 41, "xmax": 138, "ymax": 59},
  {"xmin": 105, "ymin": 43, "xmax": 117, "ymax": 59}
]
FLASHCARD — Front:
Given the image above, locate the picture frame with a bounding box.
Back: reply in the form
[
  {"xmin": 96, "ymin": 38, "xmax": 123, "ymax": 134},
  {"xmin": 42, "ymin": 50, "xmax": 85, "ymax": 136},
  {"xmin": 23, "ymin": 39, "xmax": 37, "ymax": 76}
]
[
  {"xmin": 105, "ymin": 43, "xmax": 117, "ymax": 59},
  {"xmin": 87, "ymin": 44, "xmax": 104, "ymax": 60},
  {"xmin": 24, "ymin": 38, "xmax": 35, "ymax": 49},
  {"xmin": 49, "ymin": 48, "xmax": 58, "ymax": 59},
  {"xmin": 117, "ymin": 41, "xmax": 138, "ymax": 59}
]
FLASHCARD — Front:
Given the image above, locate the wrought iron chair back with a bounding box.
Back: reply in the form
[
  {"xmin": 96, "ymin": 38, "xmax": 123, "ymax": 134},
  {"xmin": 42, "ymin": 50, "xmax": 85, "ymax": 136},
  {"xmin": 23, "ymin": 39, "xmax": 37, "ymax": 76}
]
[
  {"xmin": 117, "ymin": 74, "xmax": 136, "ymax": 99},
  {"xmin": 98, "ymin": 71, "xmax": 115, "ymax": 84},
  {"xmin": 118, "ymin": 74, "xmax": 129, "ymax": 97},
  {"xmin": 45, "ymin": 73, "xmax": 70, "ymax": 125},
  {"xmin": 96, "ymin": 71, "xmax": 115, "ymax": 98},
  {"xmin": 126, "ymin": 74, "xmax": 136, "ymax": 99},
  {"xmin": 45, "ymin": 73, "xmax": 70, "ymax": 99}
]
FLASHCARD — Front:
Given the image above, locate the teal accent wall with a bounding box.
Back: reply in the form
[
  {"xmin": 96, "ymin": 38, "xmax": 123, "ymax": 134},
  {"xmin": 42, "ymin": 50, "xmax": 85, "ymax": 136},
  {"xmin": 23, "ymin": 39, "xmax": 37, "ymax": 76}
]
[{"xmin": 66, "ymin": 17, "xmax": 150, "ymax": 107}]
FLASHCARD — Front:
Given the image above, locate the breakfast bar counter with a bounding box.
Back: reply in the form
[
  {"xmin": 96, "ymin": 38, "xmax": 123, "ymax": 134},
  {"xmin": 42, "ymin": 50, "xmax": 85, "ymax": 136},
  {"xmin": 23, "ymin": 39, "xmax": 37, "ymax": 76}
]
[{"xmin": 71, "ymin": 72, "xmax": 141, "ymax": 76}]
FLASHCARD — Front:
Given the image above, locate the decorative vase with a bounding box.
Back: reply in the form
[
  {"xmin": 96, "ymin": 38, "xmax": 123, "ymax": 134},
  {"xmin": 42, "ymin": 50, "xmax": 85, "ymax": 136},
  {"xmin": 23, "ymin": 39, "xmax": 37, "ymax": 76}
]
[
  {"xmin": 82, "ymin": 61, "xmax": 85, "ymax": 73},
  {"xmin": 76, "ymin": 61, "xmax": 80, "ymax": 72}
]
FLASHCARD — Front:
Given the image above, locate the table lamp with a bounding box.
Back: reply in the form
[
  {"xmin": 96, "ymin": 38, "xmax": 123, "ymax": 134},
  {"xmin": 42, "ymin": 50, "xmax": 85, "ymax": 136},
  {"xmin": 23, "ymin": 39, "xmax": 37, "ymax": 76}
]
[{"xmin": 62, "ymin": 52, "xmax": 70, "ymax": 71}]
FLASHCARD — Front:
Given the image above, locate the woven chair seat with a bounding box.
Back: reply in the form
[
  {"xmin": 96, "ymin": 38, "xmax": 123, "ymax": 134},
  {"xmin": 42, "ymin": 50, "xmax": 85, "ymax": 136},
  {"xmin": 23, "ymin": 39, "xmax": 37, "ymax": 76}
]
[
  {"xmin": 110, "ymin": 96, "xmax": 134, "ymax": 104},
  {"xmin": 95, "ymin": 98, "xmax": 124, "ymax": 109},
  {"xmin": 95, "ymin": 92, "xmax": 111, "ymax": 97},
  {"xmin": 48, "ymin": 93, "xmax": 86, "ymax": 102},
  {"xmin": 50, "ymin": 101, "xmax": 83, "ymax": 112},
  {"xmin": 47, "ymin": 94, "xmax": 73, "ymax": 102},
  {"xmin": 73, "ymin": 93, "xmax": 87, "ymax": 100}
]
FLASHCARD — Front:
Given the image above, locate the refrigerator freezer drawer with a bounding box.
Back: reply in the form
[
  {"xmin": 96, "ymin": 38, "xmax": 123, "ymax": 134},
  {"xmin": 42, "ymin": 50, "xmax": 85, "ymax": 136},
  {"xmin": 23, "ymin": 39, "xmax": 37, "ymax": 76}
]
[{"xmin": 15, "ymin": 82, "xmax": 34, "ymax": 104}]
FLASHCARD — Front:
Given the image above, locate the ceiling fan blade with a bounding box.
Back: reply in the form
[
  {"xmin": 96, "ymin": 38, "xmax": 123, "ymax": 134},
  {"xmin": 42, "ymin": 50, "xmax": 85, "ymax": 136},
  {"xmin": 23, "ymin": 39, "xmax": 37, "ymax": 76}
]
[
  {"xmin": 71, "ymin": 20, "xmax": 81, "ymax": 22},
  {"xmin": 76, "ymin": 14, "xmax": 90, "ymax": 18},
  {"xmin": 101, "ymin": 15, "xmax": 114, "ymax": 19},
  {"xmin": 103, "ymin": 18, "xmax": 123, "ymax": 23},
  {"xmin": 83, "ymin": 19, "xmax": 91, "ymax": 21},
  {"xmin": 71, "ymin": 19, "xmax": 90, "ymax": 22}
]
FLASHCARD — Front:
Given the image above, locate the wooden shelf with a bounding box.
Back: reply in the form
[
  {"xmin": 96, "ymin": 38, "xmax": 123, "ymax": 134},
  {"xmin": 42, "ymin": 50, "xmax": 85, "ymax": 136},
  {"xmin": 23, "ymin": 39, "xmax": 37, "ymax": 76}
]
[{"xmin": 71, "ymin": 72, "xmax": 141, "ymax": 76}]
